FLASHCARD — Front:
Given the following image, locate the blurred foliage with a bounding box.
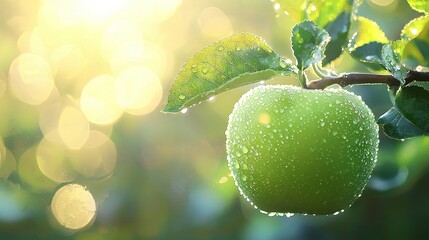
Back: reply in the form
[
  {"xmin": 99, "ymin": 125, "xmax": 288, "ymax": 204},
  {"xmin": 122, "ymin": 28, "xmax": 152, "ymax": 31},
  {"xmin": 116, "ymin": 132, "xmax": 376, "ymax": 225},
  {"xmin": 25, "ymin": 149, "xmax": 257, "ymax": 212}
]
[{"xmin": 0, "ymin": 0, "xmax": 428, "ymax": 239}]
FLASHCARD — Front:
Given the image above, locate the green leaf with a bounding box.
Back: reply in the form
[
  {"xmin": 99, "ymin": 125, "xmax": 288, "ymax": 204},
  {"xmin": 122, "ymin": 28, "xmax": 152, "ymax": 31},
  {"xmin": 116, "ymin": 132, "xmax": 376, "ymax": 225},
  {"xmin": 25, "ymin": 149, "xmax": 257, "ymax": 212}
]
[
  {"xmin": 407, "ymin": 0, "xmax": 429, "ymax": 14},
  {"xmin": 304, "ymin": 0, "xmax": 352, "ymax": 27},
  {"xmin": 403, "ymin": 22, "xmax": 429, "ymax": 68},
  {"xmin": 274, "ymin": 1, "xmax": 360, "ymax": 65},
  {"xmin": 401, "ymin": 15, "xmax": 429, "ymax": 41},
  {"xmin": 292, "ymin": 20, "xmax": 331, "ymax": 70},
  {"xmin": 378, "ymin": 107, "xmax": 424, "ymax": 140},
  {"xmin": 381, "ymin": 44, "xmax": 409, "ymax": 85},
  {"xmin": 349, "ymin": 42, "xmax": 385, "ymax": 71},
  {"xmin": 322, "ymin": 11, "xmax": 352, "ymax": 65},
  {"xmin": 378, "ymin": 86, "xmax": 429, "ymax": 140},
  {"xmin": 348, "ymin": 17, "xmax": 388, "ymax": 50},
  {"xmin": 163, "ymin": 33, "xmax": 296, "ymax": 113}
]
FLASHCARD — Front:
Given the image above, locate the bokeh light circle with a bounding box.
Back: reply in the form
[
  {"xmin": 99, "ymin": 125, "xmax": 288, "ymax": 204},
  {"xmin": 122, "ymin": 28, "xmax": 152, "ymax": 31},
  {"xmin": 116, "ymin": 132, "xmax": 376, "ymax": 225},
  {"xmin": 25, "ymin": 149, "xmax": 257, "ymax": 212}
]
[
  {"xmin": 68, "ymin": 131, "xmax": 117, "ymax": 179},
  {"xmin": 115, "ymin": 67, "xmax": 163, "ymax": 115},
  {"xmin": 9, "ymin": 53, "xmax": 55, "ymax": 105},
  {"xmin": 58, "ymin": 106, "xmax": 90, "ymax": 150},
  {"xmin": 80, "ymin": 75, "xmax": 123, "ymax": 125},
  {"xmin": 51, "ymin": 184, "xmax": 96, "ymax": 230},
  {"xmin": 37, "ymin": 135, "xmax": 75, "ymax": 183}
]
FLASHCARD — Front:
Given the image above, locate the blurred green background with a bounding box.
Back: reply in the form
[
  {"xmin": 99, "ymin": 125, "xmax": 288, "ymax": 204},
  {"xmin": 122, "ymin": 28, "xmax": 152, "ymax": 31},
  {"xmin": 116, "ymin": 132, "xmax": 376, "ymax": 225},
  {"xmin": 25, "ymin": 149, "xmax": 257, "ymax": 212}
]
[{"xmin": 0, "ymin": 0, "xmax": 428, "ymax": 239}]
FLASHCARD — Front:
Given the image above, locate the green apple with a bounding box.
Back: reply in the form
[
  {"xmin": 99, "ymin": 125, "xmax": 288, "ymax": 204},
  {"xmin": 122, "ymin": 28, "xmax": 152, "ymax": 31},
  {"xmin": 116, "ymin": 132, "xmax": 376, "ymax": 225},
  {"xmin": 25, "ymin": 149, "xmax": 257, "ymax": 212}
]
[{"xmin": 226, "ymin": 85, "xmax": 379, "ymax": 215}]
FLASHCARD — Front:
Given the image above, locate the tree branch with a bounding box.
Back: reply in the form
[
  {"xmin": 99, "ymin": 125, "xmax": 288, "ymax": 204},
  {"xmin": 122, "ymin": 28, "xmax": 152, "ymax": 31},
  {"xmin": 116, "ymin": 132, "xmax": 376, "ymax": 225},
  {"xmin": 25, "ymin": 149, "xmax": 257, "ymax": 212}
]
[{"xmin": 307, "ymin": 70, "xmax": 429, "ymax": 89}]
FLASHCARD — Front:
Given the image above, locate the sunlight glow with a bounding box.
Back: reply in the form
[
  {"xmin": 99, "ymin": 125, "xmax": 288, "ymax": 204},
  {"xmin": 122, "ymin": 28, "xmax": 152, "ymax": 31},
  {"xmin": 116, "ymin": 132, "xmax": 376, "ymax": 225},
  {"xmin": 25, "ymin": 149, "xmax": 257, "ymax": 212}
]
[
  {"xmin": 58, "ymin": 106, "xmax": 90, "ymax": 150},
  {"xmin": 115, "ymin": 67, "xmax": 163, "ymax": 115},
  {"xmin": 9, "ymin": 53, "xmax": 54, "ymax": 105},
  {"xmin": 80, "ymin": 75, "xmax": 124, "ymax": 125},
  {"xmin": 198, "ymin": 7, "xmax": 233, "ymax": 39}
]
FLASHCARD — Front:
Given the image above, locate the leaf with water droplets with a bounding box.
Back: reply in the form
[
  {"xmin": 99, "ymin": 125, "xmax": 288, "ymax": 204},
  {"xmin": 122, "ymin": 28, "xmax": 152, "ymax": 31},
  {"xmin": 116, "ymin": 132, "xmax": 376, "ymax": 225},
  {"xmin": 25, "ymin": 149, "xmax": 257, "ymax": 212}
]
[
  {"xmin": 292, "ymin": 20, "xmax": 331, "ymax": 70},
  {"xmin": 378, "ymin": 86, "xmax": 429, "ymax": 140},
  {"xmin": 163, "ymin": 33, "xmax": 297, "ymax": 113},
  {"xmin": 349, "ymin": 42, "xmax": 384, "ymax": 70},
  {"xmin": 347, "ymin": 17, "xmax": 389, "ymax": 70},
  {"xmin": 322, "ymin": 11, "xmax": 352, "ymax": 65},
  {"xmin": 381, "ymin": 43, "xmax": 409, "ymax": 85},
  {"xmin": 407, "ymin": 0, "xmax": 429, "ymax": 14},
  {"xmin": 402, "ymin": 21, "xmax": 429, "ymax": 68},
  {"xmin": 401, "ymin": 16, "xmax": 429, "ymax": 41},
  {"xmin": 348, "ymin": 17, "xmax": 388, "ymax": 51}
]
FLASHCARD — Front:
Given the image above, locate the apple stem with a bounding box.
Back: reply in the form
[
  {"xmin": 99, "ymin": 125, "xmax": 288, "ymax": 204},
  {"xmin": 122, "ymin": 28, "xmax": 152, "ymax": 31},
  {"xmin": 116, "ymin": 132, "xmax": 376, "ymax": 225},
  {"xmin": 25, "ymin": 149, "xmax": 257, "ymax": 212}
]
[{"xmin": 307, "ymin": 70, "xmax": 429, "ymax": 89}]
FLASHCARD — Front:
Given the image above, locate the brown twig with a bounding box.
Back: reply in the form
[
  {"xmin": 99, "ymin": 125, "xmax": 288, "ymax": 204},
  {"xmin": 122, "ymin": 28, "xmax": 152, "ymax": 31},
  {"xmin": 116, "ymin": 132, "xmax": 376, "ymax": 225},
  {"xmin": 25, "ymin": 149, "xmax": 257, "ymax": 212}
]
[{"xmin": 307, "ymin": 70, "xmax": 429, "ymax": 89}]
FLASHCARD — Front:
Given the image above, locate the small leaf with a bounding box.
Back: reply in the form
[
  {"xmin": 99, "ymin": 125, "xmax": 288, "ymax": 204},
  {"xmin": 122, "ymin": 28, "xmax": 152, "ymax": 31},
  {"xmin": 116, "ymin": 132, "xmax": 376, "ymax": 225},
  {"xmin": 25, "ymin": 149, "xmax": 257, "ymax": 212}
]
[
  {"xmin": 403, "ymin": 22, "xmax": 429, "ymax": 68},
  {"xmin": 291, "ymin": 20, "xmax": 331, "ymax": 70},
  {"xmin": 349, "ymin": 42, "xmax": 385, "ymax": 71},
  {"xmin": 396, "ymin": 86, "xmax": 429, "ymax": 132},
  {"xmin": 163, "ymin": 33, "xmax": 296, "ymax": 113},
  {"xmin": 401, "ymin": 15, "xmax": 429, "ymax": 41},
  {"xmin": 381, "ymin": 44, "xmax": 409, "ymax": 85},
  {"xmin": 407, "ymin": 0, "xmax": 429, "ymax": 14},
  {"xmin": 378, "ymin": 107, "xmax": 424, "ymax": 140},
  {"xmin": 348, "ymin": 17, "xmax": 388, "ymax": 50},
  {"xmin": 305, "ymin": 0, "xmax": 351, "ymax": 28},
  {"xmin": 323, "ymin": 11, "xmax": 352, "ymax": 65},
  {"xmin": 378, "ymin": 86, "xmax": 429, "ymax": 140}
]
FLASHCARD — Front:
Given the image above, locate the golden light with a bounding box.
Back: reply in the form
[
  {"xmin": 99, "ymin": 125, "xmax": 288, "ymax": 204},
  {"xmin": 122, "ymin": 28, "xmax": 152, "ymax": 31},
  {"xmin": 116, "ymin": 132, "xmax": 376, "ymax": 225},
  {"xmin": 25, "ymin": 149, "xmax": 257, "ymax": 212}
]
[
  {"xmin": 130, "ymin": 0, "xmax": 183, "ymax": 24},
  {"xmin": 101, "ymin": 20, "xmax": 144, "ymax": 64},
  {"xmin": 18, "ymin": 147, "xmax": 57, "ymax": 192},
  {"xmin": 37, "ymin": 135, "xmax": 75, "ymax": 183},
  {"xmin": 258, "ymin": 113, "xmax": 271, "ymax": 125},
  {"xmin": 68, "ymin": 131, "xmax": 116, "ymax": 179},
  {"xmin": 80, "ymin": 75, "xmax": 124, "ymax": 125},
  {"xmin": 79, "ymin": 0, "xmax": 128, "ymax": 23},
  {"xmin": 38, "ymin": 0, "xmax": 84, "ymax": 30},
  {"xmin": 9, "ymin": 53, "xmax": 55, "ymax": 105},
  {"xmin": 50, "ymin": 44, "xmax": 87, "ymax": 81},
  {"xmin": 38, "ymin": 95, "xmax": 67, "ymax": 144},
  {"xmin": 198, "ymin": 7, "xmax": 234, "ymax": 39},
  {"xmin": 219, "ymin": 176, "xmax": 228, "ymax": 184},
  {"xmin": 115, "ymin": 67, "xmax": 163, "ymax": 115},
  {"xmin": 51, "ymin": 184, "xmax": 96, "ymax": 230},
  {"xmin": 58, "ymin": 106, "xmax": 90, "ymax": 150}
]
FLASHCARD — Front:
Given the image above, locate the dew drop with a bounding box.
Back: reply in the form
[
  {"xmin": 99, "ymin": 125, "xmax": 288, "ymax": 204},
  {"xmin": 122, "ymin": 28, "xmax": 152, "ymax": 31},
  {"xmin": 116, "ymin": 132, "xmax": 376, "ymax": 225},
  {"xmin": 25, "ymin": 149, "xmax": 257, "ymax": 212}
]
[
  {"xmin": 181, "ymin": 108, "xmax": 188, "ymax": 114},
  {"xmin": 279, "ymin": 59, "xmax": 287, "ymax": 68},
  {"xmin": 202, "ymin": 67, "xmax": 209, "ymax": 74},
  {"xmin": 208, "ymin": 96, "xmax": 215, "ymax": 101},
  {"xmin": 320, "ymin": 121, "xmax": 325, "ymax": 127},
  {"xmin": 191, "ymin": 65, "xmax": 198, "ymax": 73},
  {"xmin": 332, "ymin": 131, "xmax": 338, "ymax": 136},
  {"xmin": 218, "ymin": 46, "xmax": 224, "ymax": 52},
  {"xmin": 179, "ymin": 94, "xmax": 186, "ymax": 100},
  {"xmin": 241, "ymin": 145, "xmax": 249, "ymax": 154}
]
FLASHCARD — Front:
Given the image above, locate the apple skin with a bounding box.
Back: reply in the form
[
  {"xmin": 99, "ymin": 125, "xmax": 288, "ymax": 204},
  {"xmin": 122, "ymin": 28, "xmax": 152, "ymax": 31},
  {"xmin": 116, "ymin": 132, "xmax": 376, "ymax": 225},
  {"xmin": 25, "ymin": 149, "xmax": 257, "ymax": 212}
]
[{"xmin": 226, "ymin": 85, "xmax": 379, "ymax": 215}]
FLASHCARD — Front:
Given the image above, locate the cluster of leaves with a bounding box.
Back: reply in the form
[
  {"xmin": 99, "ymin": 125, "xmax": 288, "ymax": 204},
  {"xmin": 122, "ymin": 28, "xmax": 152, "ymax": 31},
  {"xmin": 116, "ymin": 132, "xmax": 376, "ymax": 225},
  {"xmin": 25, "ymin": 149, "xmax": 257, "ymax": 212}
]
[{"xmin": 164, "ymin": 0, "xmax": 429, "ymax": 140}]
